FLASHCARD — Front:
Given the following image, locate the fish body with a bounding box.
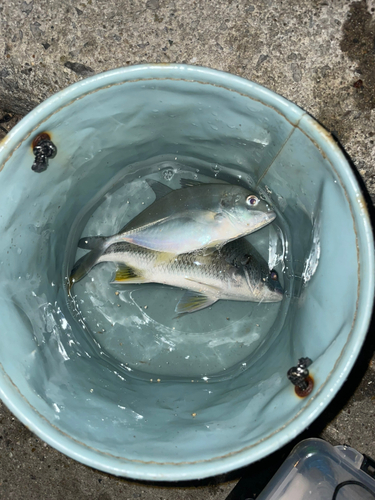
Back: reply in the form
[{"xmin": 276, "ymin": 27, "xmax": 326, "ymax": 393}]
[
  {"xmin": 110, "ymin": 181, "xmax": 276, "ymax": 254},
  {"xmin": 71, "ymin": 237, "xmax": 283, "ymax": 314},
  {"xmin": 73, "ymin": 179, "xmax": 276, "ymax": 284}
]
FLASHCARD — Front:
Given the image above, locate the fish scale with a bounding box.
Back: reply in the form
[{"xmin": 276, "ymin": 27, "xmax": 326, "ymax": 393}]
[
  {"xmin": 70, "ymin": 179, "xmax": 276, "ymax": 288},
  {"xmin": 95, "ymin": 238, "xmax": 283, "ymax": 315}
]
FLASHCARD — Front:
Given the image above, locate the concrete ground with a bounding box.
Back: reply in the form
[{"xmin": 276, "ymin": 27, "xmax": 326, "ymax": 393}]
[{"xmin": 1, "ymin": 0, "xmax": 375, "ymax": 498}]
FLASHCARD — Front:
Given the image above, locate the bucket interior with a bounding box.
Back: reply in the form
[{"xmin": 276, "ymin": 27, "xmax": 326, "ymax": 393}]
[{"xmin": 0, "ymin": 73, "xmax": 362, "ymax": 472}]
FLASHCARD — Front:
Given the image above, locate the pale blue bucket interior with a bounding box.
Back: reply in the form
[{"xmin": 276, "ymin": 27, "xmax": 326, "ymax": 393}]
[{"xmin": 0, "ymin": 65, "xmax": 373, "ymax": 481}]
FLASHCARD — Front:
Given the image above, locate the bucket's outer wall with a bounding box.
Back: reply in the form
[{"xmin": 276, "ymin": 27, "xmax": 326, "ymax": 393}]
[{"xmin": 0, "ymin": 65, "xmax": 373, "ymax": 481}]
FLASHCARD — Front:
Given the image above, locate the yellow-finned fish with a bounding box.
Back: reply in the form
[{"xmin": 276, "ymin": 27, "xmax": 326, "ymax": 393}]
[
  {"xmin": 70, "ymin": 237, "xmax": 283, "ymax": 315},
  {"xmin": 72, "ymin": 179, "xmax": 276, "ymax": 285}
]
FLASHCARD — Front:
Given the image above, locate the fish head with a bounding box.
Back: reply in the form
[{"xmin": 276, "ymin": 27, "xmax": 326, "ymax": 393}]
[
  {"xmin": 242, "ymin": 256, "xmax": 284, "ymax": 302},
  {"xmin": 262, "ymin": 268, "xmax": 284, "ymax": 302},
  {"xmin": 219, "ymin": 188, "xmax": 276, "ymax": 234}
]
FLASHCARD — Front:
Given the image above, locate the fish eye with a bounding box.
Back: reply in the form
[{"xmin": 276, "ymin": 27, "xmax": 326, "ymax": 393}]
[
  {"xmin": 246, "ymin": 195, "xmax": 259, "ymax": 207},
  {"xmin": 270, "ymin": 270, "xmax": 278, "ymax": 281}
]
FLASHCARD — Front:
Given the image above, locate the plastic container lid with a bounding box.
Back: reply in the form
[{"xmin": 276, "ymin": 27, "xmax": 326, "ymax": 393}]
[{"xmin": 257, "ymin": 438, "xmax": 375, "ymax": 500}]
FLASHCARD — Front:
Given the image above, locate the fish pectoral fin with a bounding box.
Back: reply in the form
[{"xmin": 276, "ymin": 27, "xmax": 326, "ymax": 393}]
[
  {"xmin": 189, "ymin": 210, "xmax": 218, "ymax": 226},
  {"xmin": 175, "ymin": 291, "xmax": 218, "ymax": 316},
  {"xmin": 145, "ymin": 179, "xmax": 173, "ymax": 199},
  {"xmin": 111, "ymin": 264, "xmax": 146, "ymax": 283}
]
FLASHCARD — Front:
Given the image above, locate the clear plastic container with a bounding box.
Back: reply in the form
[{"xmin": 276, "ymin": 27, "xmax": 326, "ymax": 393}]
[{"xmin": 257, "ymin": 438, "xmax": 375, "ymax": 500}]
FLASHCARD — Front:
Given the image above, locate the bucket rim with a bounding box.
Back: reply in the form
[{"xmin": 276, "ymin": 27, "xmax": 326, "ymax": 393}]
[{"xmin": 0, "ymin": 64, "xmax": 373, "ymax": 481}]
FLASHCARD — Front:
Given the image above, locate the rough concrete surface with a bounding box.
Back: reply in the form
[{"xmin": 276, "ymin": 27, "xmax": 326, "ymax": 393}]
[
  {"xmin": 1, "ymin": 0, "xmax": 375, "ymax": 202},
  {"xmin": 1, "ymin": 0, "xmax": 375, "ymax": 498}
]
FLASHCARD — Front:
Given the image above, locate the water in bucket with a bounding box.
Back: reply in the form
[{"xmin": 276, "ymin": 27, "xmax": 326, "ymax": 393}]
[{"xmin": 66, "ymin": 155, "xmax": 292, "ymax": 381}]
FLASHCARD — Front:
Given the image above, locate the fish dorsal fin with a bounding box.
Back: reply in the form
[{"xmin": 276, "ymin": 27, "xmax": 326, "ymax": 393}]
[
  {"xmin": 179, "ymin": 178, "xmax": 204, "ymax": 189},
  {"xmin": 111, "ymin": 264, "xmax": 146, "ymax": 283},
  {"xmin": 175, "ymin": 290, "xmax": 218, "ymax": 316},
  {"xmin": 116, "ymin": 180, "xmax": 173, "ymax": 234},
  {"xmin": 145, "ymin": 179, "xmax": 173, "ymax": 199}
]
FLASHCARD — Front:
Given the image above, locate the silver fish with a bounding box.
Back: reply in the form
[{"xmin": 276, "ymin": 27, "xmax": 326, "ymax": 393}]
[
  {"xmin": 73, "ymin": 179, "xmax": 276, "ymax": 285},
  {"xmin": 70, "ymin": 238, "xmax": 283, "ymax": 315}
]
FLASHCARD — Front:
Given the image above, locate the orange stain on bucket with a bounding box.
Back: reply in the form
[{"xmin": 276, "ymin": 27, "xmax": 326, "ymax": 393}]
[
  {"xmin": 295, "ymin": 375, "xmax": 314, "ymax": 398},
  {"xmin": 32, "ymin": 132, "xmax": 51, "ymax": 149}
]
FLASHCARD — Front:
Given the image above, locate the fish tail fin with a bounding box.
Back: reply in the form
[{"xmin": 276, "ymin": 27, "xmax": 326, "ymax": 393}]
[
  {"xmin": 111, "ymin": 264, "xmax": 146, "ymax": 284},
  {"xmin": 78, "ymin": 236, "xmax": 107, "ymax": 250},
  {"xmin": 69, "ymin": 246, "xmax": 106, "ymax": 292}
]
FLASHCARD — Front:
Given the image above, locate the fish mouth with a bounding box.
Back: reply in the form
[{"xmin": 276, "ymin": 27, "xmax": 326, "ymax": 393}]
[
  {"xmin": 265, "ymin": 210, "xmax": 276, "ymax": 222},
  {"xmin": 269, "ymin": 282, "xmax": 284, "ymax": 300},
  {"xmin": 266, "ymin": 288, "xmax": 284, "ymax": 302},
  {"xmin": 251, "ymin": 210, "xmax": 276, "ymax": 230}
]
